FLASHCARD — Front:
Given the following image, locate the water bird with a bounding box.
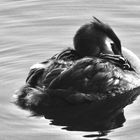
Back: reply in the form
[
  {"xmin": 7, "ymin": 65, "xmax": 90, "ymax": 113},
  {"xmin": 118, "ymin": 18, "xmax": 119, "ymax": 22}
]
[{"xmin": 13, "ymin": 17, "xmax": 140, "ymax": 131}]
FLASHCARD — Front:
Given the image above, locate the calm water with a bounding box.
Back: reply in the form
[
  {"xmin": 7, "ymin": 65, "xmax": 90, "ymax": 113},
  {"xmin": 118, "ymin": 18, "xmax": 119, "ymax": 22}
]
[{"xmin": 1, "ymin": 0, "xmax": 140, "ymax": 139}]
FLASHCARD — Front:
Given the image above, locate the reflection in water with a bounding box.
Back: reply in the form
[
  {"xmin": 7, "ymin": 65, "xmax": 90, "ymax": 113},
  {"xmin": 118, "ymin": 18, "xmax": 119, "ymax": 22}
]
[
  {"xmin": 94, "ymin": 138, "xmax": 110, "ymax": 140},
  {"xmin": 59, "ymin": 111, "xmax": 125, "ymax": 132},
  {"xmin": 45, "ymin": 107, "xmax": 125, "ymax": 132},
  {"xmin": 33, "ymin": 87, "xmax": 140, "ymax": 137},
  {"xmin": 83, "ymin": 131, "xmax": 109, "ymax": 139}
]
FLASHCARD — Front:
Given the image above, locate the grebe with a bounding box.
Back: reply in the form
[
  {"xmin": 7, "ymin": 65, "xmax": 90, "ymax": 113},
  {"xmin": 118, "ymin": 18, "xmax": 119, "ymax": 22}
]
[{"xmin": 14, "ymin": 17, "xmax": 140, "ymax": 126}]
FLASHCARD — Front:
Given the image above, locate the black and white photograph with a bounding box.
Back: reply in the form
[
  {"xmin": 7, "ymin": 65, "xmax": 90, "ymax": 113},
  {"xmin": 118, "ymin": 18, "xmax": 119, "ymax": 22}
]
[{"xmin": 1, "ymin": 0, "xmax": 140, "ymax": 140}]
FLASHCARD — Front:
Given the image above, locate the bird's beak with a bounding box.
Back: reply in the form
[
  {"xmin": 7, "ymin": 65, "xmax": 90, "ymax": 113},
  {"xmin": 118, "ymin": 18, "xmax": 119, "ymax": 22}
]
[{"xmin": 101, "ymin": 39, "xmax": 134, "ymax": 71}]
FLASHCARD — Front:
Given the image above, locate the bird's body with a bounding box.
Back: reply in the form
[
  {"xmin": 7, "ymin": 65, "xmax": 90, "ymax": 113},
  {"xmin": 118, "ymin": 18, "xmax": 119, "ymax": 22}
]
[
  {"xmin": 14, "ymin": 17, "xmax": 140, "ymax": 129},
  {"xmin": 14, "ymin": 47, "xmax": 140, "ymax": 113}
]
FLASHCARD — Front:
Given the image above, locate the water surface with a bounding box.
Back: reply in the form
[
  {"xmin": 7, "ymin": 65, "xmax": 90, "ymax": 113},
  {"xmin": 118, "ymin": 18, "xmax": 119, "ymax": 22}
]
[{"xmin": 1, "ymin": 0, "xmax": 140, "ymax": 139}]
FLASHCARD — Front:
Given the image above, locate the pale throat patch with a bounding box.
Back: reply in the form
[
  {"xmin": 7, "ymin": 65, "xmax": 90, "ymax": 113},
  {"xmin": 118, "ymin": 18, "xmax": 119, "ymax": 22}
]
[{"xmin": 105, "ymin": 37, "xmax": 114, "ymax": 53}]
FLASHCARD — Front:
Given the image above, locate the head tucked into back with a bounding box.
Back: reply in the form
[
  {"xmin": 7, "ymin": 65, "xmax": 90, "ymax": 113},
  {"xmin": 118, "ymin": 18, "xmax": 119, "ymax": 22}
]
[{"xmin": 73, "ymin": 17, "xmax": 122, "ymax": 57}]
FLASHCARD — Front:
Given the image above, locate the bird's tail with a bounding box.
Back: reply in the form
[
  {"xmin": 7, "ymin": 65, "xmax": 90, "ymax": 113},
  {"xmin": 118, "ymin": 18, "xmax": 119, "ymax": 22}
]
[{"xmin": 13, "ymin": 84, "xmax": 48, "ymax": 115}]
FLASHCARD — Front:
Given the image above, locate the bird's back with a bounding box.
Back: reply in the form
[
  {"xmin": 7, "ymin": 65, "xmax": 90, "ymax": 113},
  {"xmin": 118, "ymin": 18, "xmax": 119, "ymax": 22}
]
[{"xmin": 26, "ymin": 52, "xmax": 138, "ymax": 103}]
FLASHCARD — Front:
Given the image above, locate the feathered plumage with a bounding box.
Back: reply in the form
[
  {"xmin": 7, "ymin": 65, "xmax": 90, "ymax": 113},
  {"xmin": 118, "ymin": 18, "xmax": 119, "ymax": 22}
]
[{"xmin": 13, "ymin": 18, "xmax": 140, "ymax": 128}]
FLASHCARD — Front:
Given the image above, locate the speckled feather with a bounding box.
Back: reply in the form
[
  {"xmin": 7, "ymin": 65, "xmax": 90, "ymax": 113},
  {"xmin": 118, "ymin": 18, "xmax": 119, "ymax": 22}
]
[{"xmin": 24, "ymin": 49, "xmax": 136, "ymax": 105}]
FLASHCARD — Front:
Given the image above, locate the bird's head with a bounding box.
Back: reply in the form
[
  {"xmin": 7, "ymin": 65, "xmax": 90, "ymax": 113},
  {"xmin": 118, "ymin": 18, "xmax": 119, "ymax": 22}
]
[{"xmin": 73, "ymin": 17, "xmax": 122, "ymax": 57}]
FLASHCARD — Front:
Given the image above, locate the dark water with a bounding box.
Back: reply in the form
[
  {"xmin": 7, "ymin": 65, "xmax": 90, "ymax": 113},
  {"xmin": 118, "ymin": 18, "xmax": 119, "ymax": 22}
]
[{"xmin": 1, "ymin": 0, "xmax": 140, "ymax": 139}]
